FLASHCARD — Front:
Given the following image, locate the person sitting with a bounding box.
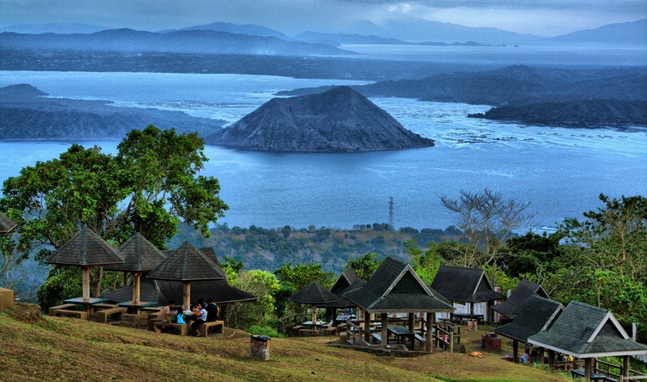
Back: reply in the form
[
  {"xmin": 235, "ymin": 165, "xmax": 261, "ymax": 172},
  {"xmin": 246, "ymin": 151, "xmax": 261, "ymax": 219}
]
[
  {"xmin": 205, "ymin": 298, "xmax": 220, "ymax": 322},
  {"xmin": 190, "ymin": 302, "xmax": 208, "ymax": 337},
  {"xmin": 520, "ymin": 350, "xmax": 530, "ymax": 364},
  {"xmin": 155, "ymin": 300, "xmax": 176, "ymax": 333}
]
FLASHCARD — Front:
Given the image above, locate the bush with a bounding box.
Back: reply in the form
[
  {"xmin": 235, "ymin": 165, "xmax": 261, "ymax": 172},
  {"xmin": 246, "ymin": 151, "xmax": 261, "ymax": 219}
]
[{"xmin": 246, "ymin": 325, "xmax": 285, "ymax": 338}]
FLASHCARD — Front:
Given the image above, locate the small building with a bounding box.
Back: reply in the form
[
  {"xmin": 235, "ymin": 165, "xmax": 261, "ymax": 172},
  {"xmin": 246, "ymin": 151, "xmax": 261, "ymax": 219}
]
[
  {"xmin": 430, "ymin": 265, "xmax": 505, "ymax": 324},
  {"xmin": 528, "ymin": 300, "xmax": 647, "ymax": 380}
]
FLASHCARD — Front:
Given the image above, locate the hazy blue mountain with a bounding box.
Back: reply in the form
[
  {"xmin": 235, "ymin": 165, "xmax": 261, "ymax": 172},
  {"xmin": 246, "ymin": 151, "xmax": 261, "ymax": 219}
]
[
  {"xmin": 181, "ymin": 21, "xmax": 290, "ymax": 40},
  {"xmin": 205, "ymin": 86, "xmax": 434, "ymax": 152},
  {"xmin": 344, "ymin": 18, "xmax": 541, "ymax": 43},
  {"xmin": 293, "ymin": 31, "xmax": 407, "ymax": 45},
  {"xmin": 0, "ymin": 84, "xmax": 224, "ymax": 139},
  {"xmin": 0, "ymin": 23, "xmax": 107, "ymax": 34},
  {"xmin": 0, "ymin": 28, "xmax": 353, "ymax": 56},
  {"xmin": 548, "ymin": 18, "xmax": 647, "ymax": 44}
]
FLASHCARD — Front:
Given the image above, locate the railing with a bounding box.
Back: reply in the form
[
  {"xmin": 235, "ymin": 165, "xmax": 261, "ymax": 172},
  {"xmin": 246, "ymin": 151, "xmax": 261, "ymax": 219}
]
[
  {"xmin": 278, "ymin": 313, "xmax": 309, "ymax": 334},
  {"xmin": 594, "ymin": 359, "xmax": 647, "ymax": 382}
]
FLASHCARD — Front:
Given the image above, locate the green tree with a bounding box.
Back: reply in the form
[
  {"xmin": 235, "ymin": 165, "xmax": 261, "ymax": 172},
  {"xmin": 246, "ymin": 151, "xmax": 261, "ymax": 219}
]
[
  {"xmin": 274, "ymin": 263, "xmax": 334, "ymax": 291},
  {"xmin": 343, "ymin": 252, "xmax": 383, "ymax": 280},
  {"xmin": 227, "ymin": 269, "xmax": 280, "ymax": 329},
  {"xmin": 1, "ymin": 125, "xmax": 228, "ymax": 303}
]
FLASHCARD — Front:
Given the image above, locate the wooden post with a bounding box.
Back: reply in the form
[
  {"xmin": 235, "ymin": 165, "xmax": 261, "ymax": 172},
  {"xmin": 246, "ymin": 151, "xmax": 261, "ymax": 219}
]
[
  {"xmin": 513, "ymin": 340, "xmax": 519, "ymax": 363},
  {"xmin": 622, "ymin": 355, "xmax": 630, "ymax": 379},
  {"xmin": 584, "ymin": 358, "xmax": 592, "ymax": 379},
  {"xmin": 548, "ymin": 349, "xmax": 555, "ymax": 369},
  {"xmin": 182, "ymin": 281, "xmax": 191, "ymax": 310},
  {"xmin": 381, "ymin": 313, "xmax": 388, "ymax": 346},
  {"xmin": 539, "ymin": 347, "xmax": 545, "ymax": 366},
  {"xmin": 449, "ymin": 327, "xmax": 454, "ymax": 353},
  {"xmin": 82, "ymin": 266, "xmax": 91, "ymax": 301},
  {"xmin": 426, "ymin": 312, "xmax": 433, "ymax": 353},
  {"xmin": 408, "ymin": 312, "xmax": 414, "ymax": 332},
  {"xmin": 132, "ymin": 272, "xmax": 141, "ymax": 304},
  {"xmin": 364, "ymin": 311, "xmax": 371, "ymax": 343},
  {"xmin": 312, "ymin": 305, "xmax": 317, "ymax": 323}
]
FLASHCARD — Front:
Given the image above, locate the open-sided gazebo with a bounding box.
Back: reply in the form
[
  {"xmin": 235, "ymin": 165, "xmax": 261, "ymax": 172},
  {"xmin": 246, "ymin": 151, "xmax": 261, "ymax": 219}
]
[
  {"xmin": 147, "ymin": 241, "xmax": 225, "ymax": 309},
  {"xmin": 494, "ymin": 295, "xmax": 563, "ymax": 363},
  {"xmin": 344, "ymin": 257, "xmax": 454, "ymax": 352},
  {"xmin": 46, "ymin": 226, "xmax": 125, "ymax": 302},
  {"xmin": 431, "ymin": 265, "xmax": 505, "ymax": 324},
  {"xmin": 528, "ymin": 301, "xmax": 647, "ymax": 380}
]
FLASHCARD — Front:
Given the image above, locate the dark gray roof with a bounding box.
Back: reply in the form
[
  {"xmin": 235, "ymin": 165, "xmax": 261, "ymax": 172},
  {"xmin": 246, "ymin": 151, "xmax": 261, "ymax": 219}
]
[
  {"xmin": 330, "ymin": 267, "xmax": 361, "ymax": 296},
  {"xmin": 0, "ymin": 212, "xmax": 17, "ymax": 234},
  {"xmin": 147, "ymin": 241, "xmax": 225, "ymax": 281},
  {"xmin": 100, "ymin": 278, "xmax": 166, "ymax": 304},
  {"xmin": 156, "ymin": 279, "xmax": 257, "ymax": 306},
  {"xmin": 528, "ymin": 301, "xmax": 647, "ymax": 358},
  {"xmin": 430, "ymin": 265, "xmax": 505, "ymax": 303},
  {"xmin": 344, "ymin": 257, "xmax": 454, "ymax": 313},
  {"xmin": 494, "ymin": 295, "xmax": 563, "ymax": 343},
  {"xmin": 46, "ymin": 226, "xmax": 125, "ymax": 266},
  {"xmin": 290, "ymin": 281, "xmax": 346, "ymax": 306},
  {"xmin": 104, "ymin": 233, "xmax": 166, "ymax": 272},
  {"xmin": 493, "ymin": 279, "xmax": 549, "ymax": 318}
]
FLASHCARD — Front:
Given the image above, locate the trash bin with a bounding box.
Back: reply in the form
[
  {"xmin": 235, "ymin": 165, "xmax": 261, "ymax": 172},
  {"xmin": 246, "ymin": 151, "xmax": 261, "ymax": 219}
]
[
  {"xmin": 467, "ymin": 320, "xmax": 478, "ymax": 332},
  {"xmin": 250, "ymin": 335, "xmax": 271, "ymax": 361}
]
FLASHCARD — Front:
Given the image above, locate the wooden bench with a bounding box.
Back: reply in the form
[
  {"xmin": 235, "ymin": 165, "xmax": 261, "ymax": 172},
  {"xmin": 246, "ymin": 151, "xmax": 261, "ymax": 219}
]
[
  {"xmin": 371, "ymin": 333, "xmax": 382, "ymax": 344},
  {"xmin": 53, "ymin": 309, "xmax": 88, "ymax": 320},
  {"xmin": 199, "ymin": 320, "xmax": 224, "ymax": 338},
  {"xmin": 95, "ymin": 307, "xmax": 126, "ymax": 323},
  {"xmin": 156, "ymin": 321, "xmax": 189, "ymax": 336},
  {"xmin": 414, "ymin": 333, "xmax": 427, "ymax": 350},
  {"xmin": 48, "ymin": 303, "xmax": 77, "ymax": 316}
]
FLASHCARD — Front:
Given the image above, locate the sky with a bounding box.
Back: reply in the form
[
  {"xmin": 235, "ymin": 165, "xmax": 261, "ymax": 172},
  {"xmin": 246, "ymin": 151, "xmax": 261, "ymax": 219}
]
[{"xmin": 0, "ymin": 0, "xmax": 646, "ymax": 37}]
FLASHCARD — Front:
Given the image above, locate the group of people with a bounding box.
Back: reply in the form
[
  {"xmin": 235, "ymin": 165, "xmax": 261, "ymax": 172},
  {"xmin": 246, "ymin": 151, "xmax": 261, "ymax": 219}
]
[{"xmin": 156, "ymin": 298, "xmax": 220, "ymax": 337}]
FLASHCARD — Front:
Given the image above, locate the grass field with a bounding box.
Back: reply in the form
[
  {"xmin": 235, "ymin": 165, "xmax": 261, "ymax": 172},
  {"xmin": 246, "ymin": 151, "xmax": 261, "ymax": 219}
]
[{"xmin": 0, "ymin": 303, "xmax": 572, "ymax": 382}]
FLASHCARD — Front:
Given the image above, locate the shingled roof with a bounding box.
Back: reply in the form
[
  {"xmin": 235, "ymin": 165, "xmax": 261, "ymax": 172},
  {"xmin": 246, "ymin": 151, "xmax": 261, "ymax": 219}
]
[
  {"xmin": 291, "ymin": 281, "xmax": 348, "ymax": 307},
  {"xmin": 344, "ymin": 257, "xmax": 454, "ymax": 313},
  {"xmin": 493, "ymin": 279, "xmax": 549, "ymax": 318},
  {"xmin": 494, "ymin": 295, "xmax": 563, "ymax": 343},
  {"xmin": 100, "ymin": 278, "xmax": 166, "ymax": 303},
  {"xmin": 0, "ymin": 212, "xmax": 17, "ymax": 234},
  {"xmin": 330, "ymin": 267, "xmax": 361, "ymax": 296},
  {"xmin": 147, "ymin": 241, "xmax": 225, "ymax": 281},
  {"xmin": 430, "ymin": 265, "xmax": 505, "ymax": 303},
  {"xmin": 156, "ymin": 279, "xmax": 257, "ymax": 306},
  {"xmin": 46, "ymin": 226, "xmax": 124, "ymax": 266},
  {"xmin": 104, "ymin": 233, "xmax": 166, "ymax": 272},
  {"xmin": 528, "ymin": 301, "xmax": 647, "ymax": 358}
]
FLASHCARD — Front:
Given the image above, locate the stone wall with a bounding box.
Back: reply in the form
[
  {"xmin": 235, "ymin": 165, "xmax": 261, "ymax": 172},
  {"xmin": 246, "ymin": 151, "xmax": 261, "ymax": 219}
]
[{"xmin": 0, "ymin": 288, "xmax": 15, "ymax": 310}]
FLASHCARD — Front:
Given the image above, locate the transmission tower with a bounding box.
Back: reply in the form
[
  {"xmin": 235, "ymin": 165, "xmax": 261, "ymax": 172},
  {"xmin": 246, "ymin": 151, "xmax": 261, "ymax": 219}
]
[{"xmin": 388, "ymin": 196, "xmax": 394, "ymax": 229}]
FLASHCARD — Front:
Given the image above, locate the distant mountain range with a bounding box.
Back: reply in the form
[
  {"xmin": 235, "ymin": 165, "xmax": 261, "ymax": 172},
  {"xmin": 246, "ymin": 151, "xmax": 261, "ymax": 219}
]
[
  {"xmin": 1, "ymin": 18, "xmax": 644, "ymax": 45},
  {"xmin": 0, "ymin": 84, "xmax": 223, "ymax": 139},
  {"xmin": 205, "ymin": 86, "xmax": 434, "ymax": 152}
]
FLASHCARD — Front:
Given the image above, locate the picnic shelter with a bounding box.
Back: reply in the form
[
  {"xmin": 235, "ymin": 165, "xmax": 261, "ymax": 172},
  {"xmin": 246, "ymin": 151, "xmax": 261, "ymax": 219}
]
[{"xmin": 492, "ymin": 278, "xmax": 549, "ymax": 320}]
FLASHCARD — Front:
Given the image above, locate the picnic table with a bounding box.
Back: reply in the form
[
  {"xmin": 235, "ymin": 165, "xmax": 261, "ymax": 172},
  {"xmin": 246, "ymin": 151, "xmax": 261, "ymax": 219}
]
[
  {"xmin": 117, "ymin": 300, "xmax": 158, "ymax": 314},
  {"xmin": 387, "ymin": 325, "xmax": 414, "ymax": 348},
  {"xmin": 571, "ymin": 369, "xmax": 617, "ymax": 382},
  {"xmin": 64, "ymin": 297, "xmax": 110, "ymax": 315},
  {"xmin": 450, "ymin": 312, "xmax": 484, "ymax": 325},
  {"xmin": 302, "ymin": 321, "xmax": 326, "ymax": 329}
]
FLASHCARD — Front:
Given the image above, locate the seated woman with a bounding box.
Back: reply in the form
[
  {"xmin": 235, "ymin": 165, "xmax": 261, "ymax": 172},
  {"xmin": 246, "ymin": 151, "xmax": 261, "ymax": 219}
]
[{"xmin": 190, "ymin": 302, "xmax": 208, "ymax": 337}]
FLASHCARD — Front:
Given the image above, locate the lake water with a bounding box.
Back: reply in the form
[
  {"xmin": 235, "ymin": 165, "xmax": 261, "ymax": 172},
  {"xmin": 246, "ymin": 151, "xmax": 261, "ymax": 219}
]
[{"xmin": 1, "ymin": 71, "xmax": 646, "ymax": 232}]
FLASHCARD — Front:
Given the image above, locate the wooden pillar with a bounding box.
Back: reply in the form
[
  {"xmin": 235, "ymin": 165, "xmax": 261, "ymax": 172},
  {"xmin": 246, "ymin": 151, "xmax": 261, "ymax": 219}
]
[
  {"xmin": 381, "ymin": 313, "xmax": 388, "ymax": 346},
  {"xmin": 622, "ymin": 355, "xmax": 630, "ymax": 379},
  {"xmin": 132, "ymin": 272, "xmax": 141, "ymax": 304},
  {"xmin": 584, "ymin": 358, "xmax": 592, "ymax": 379},
  {"xmin": 364, "ymin": 311, "xmax": 371, "ymax": 343},
  {"xmin": 512, "ymin": 340, "xmax": 519, "ymax": 363},
  {"xmin": 548, "ymin": 349, "xmax": 555, "ymax": 369},
  {"xmin": 408, "ymin": 312, "xmax": 415, "ymax": 332},
  {"xmin": 182, "ymin": 281, "xmax": 191, "ymax": 310},
  {"xmin": 425, "ymin": 312, "xmax": 433, "ymax": 353},
  {"xmin": 82, "ymin": 266, "xmax": 91, "ymax": 301},
  {"xmin": 312, "ymin": 305, "xmax": 318, "ymax": 323},
  {"xmin": 539, "ymin": 347, "xmax": 545, "ymax": 366}
]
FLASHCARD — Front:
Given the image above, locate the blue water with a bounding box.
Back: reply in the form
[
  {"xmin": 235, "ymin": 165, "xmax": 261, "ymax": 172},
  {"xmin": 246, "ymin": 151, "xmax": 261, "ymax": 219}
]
[{"xmin": 1, "ymin": 71, "xmax": 646, "ymax": 231}]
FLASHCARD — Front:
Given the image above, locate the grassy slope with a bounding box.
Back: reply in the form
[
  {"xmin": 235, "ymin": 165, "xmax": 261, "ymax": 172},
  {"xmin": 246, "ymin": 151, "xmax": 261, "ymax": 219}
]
[{"xmin": 0, "ymin": 304, "xmax": 570, "ymax": 382}]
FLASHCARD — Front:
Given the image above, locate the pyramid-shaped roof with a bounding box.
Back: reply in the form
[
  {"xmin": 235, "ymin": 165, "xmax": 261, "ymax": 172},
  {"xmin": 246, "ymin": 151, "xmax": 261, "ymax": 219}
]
[
  {"xmin": 104, "ymin": 233, "xmax": 166, "ymax": 272},
  {"xmin": 290, "ymin": 281, "xmax": 346, "ymax": 306},
  {"xmin": 344, "ymin": 257, "xmax": 454, "ymax": 313},
  {"xmin": 494, "ymin": 295, "xmax": 563, "ymax": 343},
  {"xmin": 147, "ymin": 241, "xmax": 225, "ymax": 281},
  {"xmin": 0, "ymin": 212, "xmax": 17, "ymax": 234},
  {"xmin": 46, "ymin": 226, "xmax": 124, "ymax": 266},
  {"xmin": 493, "ymin": 279, "xmax": 549, "ymax": 318},
  {"xmin": 431, "ymin": 265, "xmax": 505, "ymax": 303},
  {"xmin": 528, "ymin": 301, "xmax": 647, "ymax": 358},
  {"xmin": 100, "ymin": 278, "xmax": 166, "ymax": 304},
  {"xmin": 156, "ymin": 278, "xmax": 257, "ymax": 306}
]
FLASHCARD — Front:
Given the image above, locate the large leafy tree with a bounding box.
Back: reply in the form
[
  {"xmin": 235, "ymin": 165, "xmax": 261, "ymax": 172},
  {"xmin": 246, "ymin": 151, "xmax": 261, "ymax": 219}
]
[{"xmin": 1, "ymin": 125, "xmax": 228, "ymax": 300}]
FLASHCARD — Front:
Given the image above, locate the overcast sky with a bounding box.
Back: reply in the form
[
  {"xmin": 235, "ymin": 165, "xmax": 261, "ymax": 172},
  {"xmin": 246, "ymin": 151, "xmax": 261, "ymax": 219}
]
[{"xmin": 1, "ymin": 0, "xmax": 646, "ymax": 36}]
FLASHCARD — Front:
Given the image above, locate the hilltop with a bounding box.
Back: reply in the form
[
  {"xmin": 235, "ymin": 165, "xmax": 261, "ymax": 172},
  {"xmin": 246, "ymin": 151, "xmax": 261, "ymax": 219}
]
[
  {"xmin": 1, "ymin": 303, "xmax": 569, "ymax": 382},
  {"xmin": 205, "ymin": 86, "xmax": 434, "ymax": 152}
]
